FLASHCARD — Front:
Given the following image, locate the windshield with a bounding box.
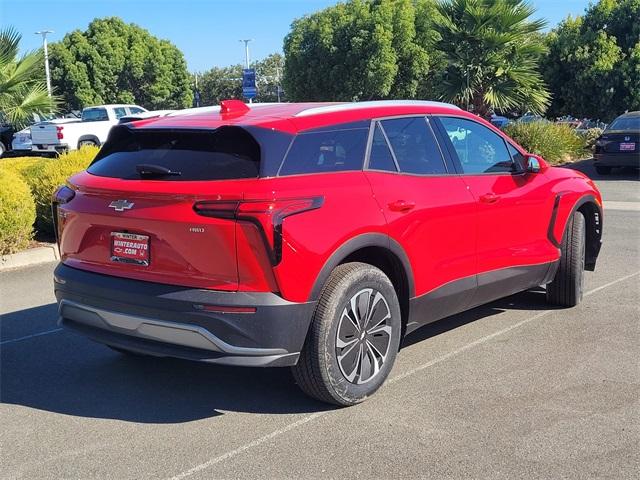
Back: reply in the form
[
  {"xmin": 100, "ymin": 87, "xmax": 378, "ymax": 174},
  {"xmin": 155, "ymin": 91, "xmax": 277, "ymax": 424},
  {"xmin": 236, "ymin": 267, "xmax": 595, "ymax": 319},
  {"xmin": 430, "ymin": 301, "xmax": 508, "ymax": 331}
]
[{"xmin": 607, "ymin": 116, "xmax": 640, "ymax": 131}]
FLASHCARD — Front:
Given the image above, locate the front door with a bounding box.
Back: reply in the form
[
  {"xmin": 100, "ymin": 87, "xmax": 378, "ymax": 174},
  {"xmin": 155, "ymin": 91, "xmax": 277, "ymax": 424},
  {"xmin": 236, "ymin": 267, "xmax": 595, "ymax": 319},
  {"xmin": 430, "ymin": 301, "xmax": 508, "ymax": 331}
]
[{"xmin": 434, "ymin": 116, "xmax": 558, "ymax": 303}]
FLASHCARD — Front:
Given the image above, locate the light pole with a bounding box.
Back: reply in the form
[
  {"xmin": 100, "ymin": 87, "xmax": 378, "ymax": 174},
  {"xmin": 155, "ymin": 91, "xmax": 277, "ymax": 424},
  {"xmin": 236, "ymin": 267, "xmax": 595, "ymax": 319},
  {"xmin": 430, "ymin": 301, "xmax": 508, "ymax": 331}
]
[
  {"xmin": 239, "ymin": 39, "xmax": 253, "ymax": 103},
  {"xmin": 35, "ymin": 30, "xmax": 54, "ymax": 97},
  {"xmin": 239, "ymin": 39, "xmax": 252, "ymax": 69}
]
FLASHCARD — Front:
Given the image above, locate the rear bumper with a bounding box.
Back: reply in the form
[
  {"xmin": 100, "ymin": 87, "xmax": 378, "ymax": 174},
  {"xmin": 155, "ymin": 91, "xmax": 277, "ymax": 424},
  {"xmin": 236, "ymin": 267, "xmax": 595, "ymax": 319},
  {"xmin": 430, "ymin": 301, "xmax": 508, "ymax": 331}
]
[
  {"xmin": 54, "ymin": 263, "xmax": 316, "ymax": 366},
  {"xmin": 593, "ymin": 152, "xmax": 639, "ymax": 167}
]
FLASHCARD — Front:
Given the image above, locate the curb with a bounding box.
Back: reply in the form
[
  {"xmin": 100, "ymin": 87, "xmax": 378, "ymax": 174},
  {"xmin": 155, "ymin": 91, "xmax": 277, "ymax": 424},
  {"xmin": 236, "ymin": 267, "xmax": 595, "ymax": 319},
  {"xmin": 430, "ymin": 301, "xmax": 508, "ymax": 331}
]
[{"xmin": 0, "ymin": 244, "xmax": 59, "ymax": 272}]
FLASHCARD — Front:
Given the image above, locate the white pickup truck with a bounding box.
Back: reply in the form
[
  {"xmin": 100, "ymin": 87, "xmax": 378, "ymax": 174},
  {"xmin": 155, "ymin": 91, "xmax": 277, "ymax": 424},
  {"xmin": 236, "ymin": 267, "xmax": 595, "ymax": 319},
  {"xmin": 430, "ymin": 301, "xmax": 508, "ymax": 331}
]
[{"xmin": 30, "ymin": 104, "xmax": 147, "ymax": 154}]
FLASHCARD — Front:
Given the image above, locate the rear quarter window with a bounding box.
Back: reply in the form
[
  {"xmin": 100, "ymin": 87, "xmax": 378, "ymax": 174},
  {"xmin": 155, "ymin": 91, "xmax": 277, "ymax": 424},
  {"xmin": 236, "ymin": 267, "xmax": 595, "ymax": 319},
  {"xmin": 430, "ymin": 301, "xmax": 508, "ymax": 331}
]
[
  {"xmin": 278, "ymin": 125, "xmax": 369, "ymax": 176},
  {"xmin": 88, "ymin": 126, "xmax": 261, "ymax": 181}
]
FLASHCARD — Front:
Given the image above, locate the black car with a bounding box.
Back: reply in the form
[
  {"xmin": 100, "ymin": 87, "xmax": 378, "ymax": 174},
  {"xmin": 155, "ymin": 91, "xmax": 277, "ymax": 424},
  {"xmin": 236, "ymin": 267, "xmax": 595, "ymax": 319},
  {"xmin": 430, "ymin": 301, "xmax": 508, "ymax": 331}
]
[
  {"xmin": 593, "ymin": 111, "xmax": 640, "ymax": 174},
  {"xmin": 0, "ymin": 123, "xmax": 15, "ymax": 157}
]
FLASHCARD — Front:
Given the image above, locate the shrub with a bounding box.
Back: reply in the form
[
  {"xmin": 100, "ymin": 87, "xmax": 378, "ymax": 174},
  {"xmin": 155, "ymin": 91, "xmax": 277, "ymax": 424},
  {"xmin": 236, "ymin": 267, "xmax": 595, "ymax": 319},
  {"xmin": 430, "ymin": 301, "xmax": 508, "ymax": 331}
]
[
  {"xmin": 0, "ymin": 169, "xmax": 36, "ymax": 255},
  {"xmin": 503, "ymin": 121, "xmax": 586, "ymax": 164},
  {"xmin": 30, "ymin": 146, "xmax": 99, "ymax": 234},
  {"xmin": 581, "ymin": 127, "xmax": 604, "ymax": 150},
  {"xmin": 0, "ymin": 157, "xmax": 49, "ymax": 195}
]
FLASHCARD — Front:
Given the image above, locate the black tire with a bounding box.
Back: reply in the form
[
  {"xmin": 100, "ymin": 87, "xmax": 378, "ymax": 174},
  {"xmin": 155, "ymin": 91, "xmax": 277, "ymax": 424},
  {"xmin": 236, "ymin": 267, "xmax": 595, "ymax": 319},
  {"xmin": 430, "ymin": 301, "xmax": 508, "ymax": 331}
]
[
  {"xmin": 292, "ymin": 262, "xmax": 402, "ymax": 406},
  {"xmin": 546, "ymin": 211, "xmax": 586, "ymax": 307},
  {"xmin": 595, "ymin": 165, "xmax": 612, "ymax": 175}
]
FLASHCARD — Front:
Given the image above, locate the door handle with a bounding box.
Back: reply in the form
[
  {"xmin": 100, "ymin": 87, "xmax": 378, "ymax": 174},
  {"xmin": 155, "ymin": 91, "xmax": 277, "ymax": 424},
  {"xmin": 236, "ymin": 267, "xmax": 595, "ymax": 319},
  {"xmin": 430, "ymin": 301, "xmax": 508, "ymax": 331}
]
[
  {"xmin": 388, "ymin": 200, "xmax": 416, "ymax": 212},
  {"xmin": 479, "ymin": 193, "xmax": 500, "ymax": 204}
]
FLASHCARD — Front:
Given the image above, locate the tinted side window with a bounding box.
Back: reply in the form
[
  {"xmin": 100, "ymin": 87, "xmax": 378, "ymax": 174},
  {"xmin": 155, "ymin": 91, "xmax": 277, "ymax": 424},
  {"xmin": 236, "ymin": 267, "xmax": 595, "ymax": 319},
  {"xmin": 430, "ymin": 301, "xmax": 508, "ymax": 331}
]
[
  {"xmin": 279, "ymin": 127, "xmax": 368, "ymax": 176},
  {"xmin": 129, "ymin": 107, "xmax": 145, "ymax": 114},
  {"xmin": 113, "ymin": 107, "xmax": 127, "ymax": 119},
  {"xmin": 440, "ymin": 117, "xmax": 515, "ymax": 174},
  {"xmin": 82, "ymin": 108, "xmax": 109, "ymax": 122},
  {"xmin": 368, "ymin": 123, "xmax": 397, "ymax": 172},
  {"xmin": 380, "ymin": 117, "xmax": 447, "ymax": 175}
]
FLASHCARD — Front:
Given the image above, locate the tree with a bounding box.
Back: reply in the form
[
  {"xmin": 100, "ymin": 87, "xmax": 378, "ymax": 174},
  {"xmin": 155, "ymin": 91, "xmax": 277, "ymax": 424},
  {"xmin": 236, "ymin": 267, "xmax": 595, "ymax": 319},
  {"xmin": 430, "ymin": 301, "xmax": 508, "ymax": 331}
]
[
  {"xmin": 283, "ymin": 0, "xmax": 429, "ymax": 101},
  {"xmin": 196, "ymin": 65, "xmax": 243, "ymax": 106},
  {"xmin": 255, "ymin": 53, "xmax": 285, "ymax": 102},
  {"xmin": 543, "ymin": 0, "xmax": 640, "ymax": 120},
  {"xmin": 49, "ymin": 17, "xmax": 192, "ymax": 111},
  {"xmin": 432, "ymin": 0, "xmax": 550, "ymax": 118},
  {"xmin": 0, "ymin": 27, "xmax": 57, "ymax": 127}
]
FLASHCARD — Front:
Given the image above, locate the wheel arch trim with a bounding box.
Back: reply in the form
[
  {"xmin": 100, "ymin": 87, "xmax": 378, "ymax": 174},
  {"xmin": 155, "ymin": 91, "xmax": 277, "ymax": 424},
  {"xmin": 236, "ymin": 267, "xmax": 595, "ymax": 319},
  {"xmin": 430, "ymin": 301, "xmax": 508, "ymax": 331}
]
[
  {"xmin": 549, "ymin": 193, "xmax": 602, "ymax": 271},
  {"xmin": 308, "ymin": 233, "xmax": 415, "ymax": 301}
]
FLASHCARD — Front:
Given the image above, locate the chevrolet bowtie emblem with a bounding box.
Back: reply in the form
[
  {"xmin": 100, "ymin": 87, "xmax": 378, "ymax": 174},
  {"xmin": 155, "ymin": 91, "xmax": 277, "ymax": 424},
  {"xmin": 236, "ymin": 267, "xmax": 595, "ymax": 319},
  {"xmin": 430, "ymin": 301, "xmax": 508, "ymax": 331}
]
[{"xmin": 109, "ymin": 199, "xmax": 134, "ymax": 212}]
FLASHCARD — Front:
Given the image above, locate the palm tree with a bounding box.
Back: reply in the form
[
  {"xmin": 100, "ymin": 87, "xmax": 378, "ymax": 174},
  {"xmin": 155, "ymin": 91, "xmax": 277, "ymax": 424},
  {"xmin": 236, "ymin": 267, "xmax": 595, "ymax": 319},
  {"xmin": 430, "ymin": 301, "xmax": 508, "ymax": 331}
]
[
  {"xmin": 0, "ymin": 27, "xmax": 57, "ymax": 128},
  {"xmin": 433, "ymin": 0, "xmax": 551, "ymax": 118}
]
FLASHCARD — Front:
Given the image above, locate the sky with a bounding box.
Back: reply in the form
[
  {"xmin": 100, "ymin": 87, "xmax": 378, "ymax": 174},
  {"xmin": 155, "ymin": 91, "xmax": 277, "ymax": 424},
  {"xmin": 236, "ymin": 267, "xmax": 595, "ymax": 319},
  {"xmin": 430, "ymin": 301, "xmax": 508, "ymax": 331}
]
[{"xmin": 2, "ymin": 0, "xmax": 592, "ymax": 72}]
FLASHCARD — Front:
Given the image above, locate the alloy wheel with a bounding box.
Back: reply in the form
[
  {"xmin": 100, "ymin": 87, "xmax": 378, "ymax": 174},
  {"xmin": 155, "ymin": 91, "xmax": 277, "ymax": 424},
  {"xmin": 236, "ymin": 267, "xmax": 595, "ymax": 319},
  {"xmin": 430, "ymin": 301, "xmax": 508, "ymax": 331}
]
[{"xmin": 335, "ymin": 288, "xmax": 393, "ymax": 384}]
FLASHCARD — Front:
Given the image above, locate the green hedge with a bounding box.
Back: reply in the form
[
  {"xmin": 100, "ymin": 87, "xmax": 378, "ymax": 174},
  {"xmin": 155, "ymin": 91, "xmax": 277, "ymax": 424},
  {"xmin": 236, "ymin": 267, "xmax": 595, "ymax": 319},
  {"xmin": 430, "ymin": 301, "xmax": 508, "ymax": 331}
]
[
  {"xmin": 0, "ymin": 169, "xmax": 36, "ymax": 255},
  {"xmin": 503, "ymin": 121, "xmax": 586, "ymax": 164},
  {"xmin": 30, "ymin": 147, "xmax": 99, "ymax": 234},
  {"xmin": 0, "ymin": 146, "xmax": 99, "ymax": 244}
]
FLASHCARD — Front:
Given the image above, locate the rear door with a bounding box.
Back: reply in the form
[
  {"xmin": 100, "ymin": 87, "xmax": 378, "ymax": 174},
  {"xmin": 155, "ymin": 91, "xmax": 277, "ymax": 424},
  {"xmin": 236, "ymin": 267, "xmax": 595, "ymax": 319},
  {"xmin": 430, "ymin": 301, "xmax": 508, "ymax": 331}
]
[
  {"xmin": 57, "ymin": 126, "xmax": 264, "ymax": 291},
  {"xmin": 364, "ymin": 116, "xmax": 478, "ymax": 331},
  {"xmin": 434, "ymin": 116, "xmax": 558, "ymax": 300}
]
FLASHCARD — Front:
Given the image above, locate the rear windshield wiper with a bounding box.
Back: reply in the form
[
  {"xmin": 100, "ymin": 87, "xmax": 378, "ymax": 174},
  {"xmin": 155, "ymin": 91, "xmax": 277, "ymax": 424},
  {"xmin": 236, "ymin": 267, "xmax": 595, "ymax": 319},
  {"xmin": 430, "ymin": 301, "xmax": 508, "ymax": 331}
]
[{"xmin": 135, "ymin": 164, "xmax": 182, "ymax": 178}]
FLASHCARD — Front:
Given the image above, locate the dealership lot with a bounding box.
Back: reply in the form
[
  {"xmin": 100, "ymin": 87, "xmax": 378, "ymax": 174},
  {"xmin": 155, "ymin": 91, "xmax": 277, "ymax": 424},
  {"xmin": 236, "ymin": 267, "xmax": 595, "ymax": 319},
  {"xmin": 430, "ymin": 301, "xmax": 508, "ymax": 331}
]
[{"xmin": 1, "ymin": 161, "xmax": 638, "ymax": 480}]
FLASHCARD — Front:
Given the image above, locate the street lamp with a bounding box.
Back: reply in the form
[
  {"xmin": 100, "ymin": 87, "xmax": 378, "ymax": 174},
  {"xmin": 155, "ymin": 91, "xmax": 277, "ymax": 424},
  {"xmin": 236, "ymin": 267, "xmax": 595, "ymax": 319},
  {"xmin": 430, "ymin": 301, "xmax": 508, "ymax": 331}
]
[
  {"xmin": 239, "ymin": 39, "xmax": 253, "ymax": 69},
  {"xmin": 35, "ymin": 30, "xmax": 53, "ymax": 97}
]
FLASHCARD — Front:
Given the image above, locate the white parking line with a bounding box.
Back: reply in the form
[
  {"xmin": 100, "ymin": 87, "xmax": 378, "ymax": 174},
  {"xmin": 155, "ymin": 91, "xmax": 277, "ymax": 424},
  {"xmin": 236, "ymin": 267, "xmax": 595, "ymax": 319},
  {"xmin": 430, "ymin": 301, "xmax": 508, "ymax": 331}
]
[
  {"xmin": 604, "ymin": 201, "xmax": 640, "ymax": 211},
  {"xmin": 0, "ymin": 328, "xmax": 64, "ymax": 346},
  {"xmin": 165, "ymin": 270, "xmax": 640, "ymax": 480}
]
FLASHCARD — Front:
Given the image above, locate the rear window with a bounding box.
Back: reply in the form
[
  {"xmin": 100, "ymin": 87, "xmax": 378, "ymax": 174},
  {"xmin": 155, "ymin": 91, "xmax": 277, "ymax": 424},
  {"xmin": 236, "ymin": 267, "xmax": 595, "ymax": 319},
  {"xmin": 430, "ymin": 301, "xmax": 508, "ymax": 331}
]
[
  {"xmin": 278, "ymin": 126, "xmax": 369, "ymax": 176},
  {"xmin": 88, "ymin": 126, "xmax": 260, "ymax": 181},
  {"xmin": 82, "ymin": 108, "xmax": 109, "ymax": 122}
]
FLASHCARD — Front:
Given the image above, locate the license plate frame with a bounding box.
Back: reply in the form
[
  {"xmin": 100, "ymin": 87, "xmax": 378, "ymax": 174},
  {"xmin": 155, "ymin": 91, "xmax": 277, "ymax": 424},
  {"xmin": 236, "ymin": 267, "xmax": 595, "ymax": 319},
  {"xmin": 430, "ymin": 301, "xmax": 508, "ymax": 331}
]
[
  {"xmin": 110, "ymin": 232, "xmax": 150, "ymax": 266},
  {"xmin": 620, "ymin": 142, "xmax": 636, "ymax": 151}
]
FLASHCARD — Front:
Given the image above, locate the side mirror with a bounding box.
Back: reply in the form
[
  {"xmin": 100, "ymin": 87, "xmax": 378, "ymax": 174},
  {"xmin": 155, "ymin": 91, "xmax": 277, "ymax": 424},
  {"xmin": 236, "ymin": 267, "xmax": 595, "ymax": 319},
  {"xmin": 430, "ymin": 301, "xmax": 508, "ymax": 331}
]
[{"xmin": 526, "ymin": 154, "xmax": 548, "ymax": 173}]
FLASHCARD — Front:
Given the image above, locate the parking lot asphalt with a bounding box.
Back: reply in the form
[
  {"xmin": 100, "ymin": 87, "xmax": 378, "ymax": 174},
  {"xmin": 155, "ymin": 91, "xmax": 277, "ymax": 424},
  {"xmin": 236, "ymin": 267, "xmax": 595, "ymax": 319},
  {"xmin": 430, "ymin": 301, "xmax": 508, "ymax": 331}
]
[{"xmin": 1, "ymin": 160, "xmax": 638, "ymax": 479}]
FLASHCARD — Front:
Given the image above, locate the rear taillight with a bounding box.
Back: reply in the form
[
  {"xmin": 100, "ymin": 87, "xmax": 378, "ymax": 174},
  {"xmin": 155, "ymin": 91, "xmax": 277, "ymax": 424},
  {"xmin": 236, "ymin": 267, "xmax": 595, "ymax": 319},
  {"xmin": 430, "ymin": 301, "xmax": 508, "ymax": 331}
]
[
  {"xmin": 56, "ymin": 126, "xmax": 64, "ymax": 139},
  {"xmin": 194, "ymin": 197, "xmax": 324, "ymax": 265},
  {"xmin": 52, "ymin": 186, "xmax": 75, "ymax": 246}
]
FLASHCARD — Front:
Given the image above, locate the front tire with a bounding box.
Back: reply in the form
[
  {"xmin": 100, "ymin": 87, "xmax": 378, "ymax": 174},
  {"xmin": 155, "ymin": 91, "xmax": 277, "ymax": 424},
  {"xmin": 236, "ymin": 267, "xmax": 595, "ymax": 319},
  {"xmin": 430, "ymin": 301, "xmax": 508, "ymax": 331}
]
[
  {"xmin": 546, "ymin": 211, "xmax": 586, "ymax": 307},
  {"xmin": 292, "ymin": 262, "xmax": 402, "ymax": 406}
]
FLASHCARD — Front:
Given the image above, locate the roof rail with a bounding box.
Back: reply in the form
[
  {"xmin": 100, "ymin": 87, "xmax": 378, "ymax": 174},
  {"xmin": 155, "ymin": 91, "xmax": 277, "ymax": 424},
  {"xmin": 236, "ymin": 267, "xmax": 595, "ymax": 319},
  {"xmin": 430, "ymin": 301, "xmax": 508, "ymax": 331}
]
[{"xmin": 294, "ymin": 100, "xmax": 461, "ymax": 117}]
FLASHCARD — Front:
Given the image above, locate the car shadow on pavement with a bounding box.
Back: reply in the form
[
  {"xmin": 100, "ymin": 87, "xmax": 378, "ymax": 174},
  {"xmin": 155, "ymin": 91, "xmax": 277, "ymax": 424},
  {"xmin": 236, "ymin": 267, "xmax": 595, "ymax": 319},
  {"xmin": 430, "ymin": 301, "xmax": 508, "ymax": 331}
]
[
  {"xmin": 563, "ymin": 158, "xmax": 639, "ymax": 181},
  {"xmin": 1, "ymin": 288, "xmax": 555, "ymax": 423}
]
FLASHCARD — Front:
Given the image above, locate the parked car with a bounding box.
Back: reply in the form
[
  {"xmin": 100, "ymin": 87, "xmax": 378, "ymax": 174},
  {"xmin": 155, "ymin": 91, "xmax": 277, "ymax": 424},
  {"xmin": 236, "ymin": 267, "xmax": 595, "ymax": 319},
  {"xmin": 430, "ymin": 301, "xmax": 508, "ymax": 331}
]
[
  {"xmin": 0, "ymin": 122, "xmax": 14, "ymax": 157},
  {"xmin": 11, "ymin": 118, "xmax": 79, "ymax": 154},
  {"xmin": 593, "ymin": 111, "xmax": 640, "ymax": 174},
  {"xmin": 490, "ymin": 113, "xmax": 510, "ymax": 129},
  {"xmin": 30, "ymin": 104, "xmax": 147, "ymax": 154},
  {"xmin": 53, "ymin": 99, "xmax": 603, "ymax": 406}
]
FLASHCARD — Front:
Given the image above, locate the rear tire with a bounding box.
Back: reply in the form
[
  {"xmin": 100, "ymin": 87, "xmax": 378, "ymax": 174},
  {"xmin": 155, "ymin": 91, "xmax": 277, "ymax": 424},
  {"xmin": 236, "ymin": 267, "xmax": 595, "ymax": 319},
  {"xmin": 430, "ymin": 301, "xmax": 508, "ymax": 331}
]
[
  {"xmin": 595, "ymin": 165, "xmax": 611, "ymax": 175},
  {"xmin": 292, "ymin": 262, "xmax": 402, "ymax": 406},
  {"xmin": 546, "ymin": 211, "xmax": 586, "ymax": 307}
]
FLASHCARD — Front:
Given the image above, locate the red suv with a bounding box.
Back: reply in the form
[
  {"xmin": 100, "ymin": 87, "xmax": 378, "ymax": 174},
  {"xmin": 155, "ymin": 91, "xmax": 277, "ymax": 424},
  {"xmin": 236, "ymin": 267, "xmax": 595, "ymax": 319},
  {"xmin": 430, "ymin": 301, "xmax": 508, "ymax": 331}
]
[{"xmin": 53, "ymin": 100, "xmax": 603, "ymax": 405}]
